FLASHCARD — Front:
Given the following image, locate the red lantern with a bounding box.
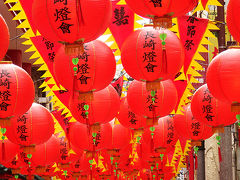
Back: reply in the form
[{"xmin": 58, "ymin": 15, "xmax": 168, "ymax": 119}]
[
  {"xmin": 0, "ymin": 15, "xmax": 9, "ymax": 61},
  {"xmin": 206, "ymin": 49, "xmax": 240, "ymax": 111},
  {"xmin": 110, "ymin": 124, "xmax": 131, "ymax": 150},
  {"xmin": 31, "ymin": 135, "xmax": 60, "ymax": 167},
  {"xmin": 125, "ymin": 0, "xmax": 197, "ymax": 28},
  {"xmin": 32, "ymin": 0, "xmax": 112, "ymax": 54},
  {"xmin": 191, "ymin": 84, "xmax": 237, "ymax": 131},
  {"xmin": 69, "ymin": 85, "xmax": 120, "ymax": 126},
  {"xmin": 121, "ymin": 28, "xmax": 184, "ymax": 84},
  {"xmin": 227, "ymin": 0, "xmax": 240, "ymax": 43},
  {"xmin": 0, "ymin": 61, "xmax": 35, "ymax": 125},
  {"xmin": 69, "ymin": 122, "xmax": 112, "ymax": 152},
  {"xmin": 127, "ymin": 80, "xmax": 178, "ymax": 125},
  {"xmin": 5, "ymin": 103, "xmax": 54, "ymax": 150},
  {"xmin": 0, "ymin": 139, "xmax": 19, "ymax": 163},
  {"xmin": 54, "ymin": 40, "xmax": 116, "ymax": 92},
  {"xmin": 117, "ymin": 97, "xmax": 147, "ymax": 130},
  {"xmin": 173, "ymin": 106, "xmax": 213, "ymax": 145},
  {"xmin": 142, "ymin": 116, "xmax": 178, "ymax": 152}
]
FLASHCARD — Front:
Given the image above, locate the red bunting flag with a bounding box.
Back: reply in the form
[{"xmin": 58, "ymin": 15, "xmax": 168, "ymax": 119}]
[{"xmin": 178, "ymin": 15, "xmax": 209, "ymax": 78}]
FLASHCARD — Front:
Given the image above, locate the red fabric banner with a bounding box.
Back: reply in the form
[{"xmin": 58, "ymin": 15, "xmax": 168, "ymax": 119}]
[
  {"xmin": 178, "ymin": 15, "xmax": 209, "ymax": 78},
  {"xmin": 111, "ymin": 76, "xmax": 124, "ymax": 97},
  {"xmin": 109, "ymin": 0, "xmax": 135, "ymax": 49}
]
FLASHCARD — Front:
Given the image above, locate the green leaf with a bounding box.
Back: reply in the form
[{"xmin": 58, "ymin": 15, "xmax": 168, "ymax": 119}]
[
  {"xmin": 217, "ymin": 142, "xmax": 220, "ymax": 145},
  {"xmin": 194, "ymin": 147, "xmax": 199, "ymax": 153},
  {"xmin": 1, "ymin": 136, "xmax": 5, "ymax": 140},
  {"xmin": 137, "ymin": 136, "xmax": 141, "ymax": 141},
  {"xmin": 92, "ymin": 133, "xmax": 97, "ymax": 137},
  {"xmin": 151, "ymin": 90, "xmax": 156, "ymax": 97},
  {"xmin": 72, "ymin": 58, "xmax": 79, "ymax": 65},
  {"xmin": 160, "ymin": 154, "xmax": 164, "ymax": 158},
  {"xmin": 63, "ymin": 170, "xmax": 67, "ymax": 175},
  {"xmin": 237, "ymin": 114, "xmax": 240, "ymax": 120},
  {"xmin": 89, "ymin": 160, "xmax": 93, "ymax": 164},
  {"xmin": 84, "ymin": 104, "xmax": 89, "ymax": 111},
  {"xmin": 159, "ymin": 33, "xmax": 167, "ymax": 41},
  {"xmin": 152, "ymin": 98, "xmax": 156, "ymax": 102},
  {"xmin": 151, "ymin": 133, "xmax": 154, "ymax": 136},
  {"xmin": 1, "ymin": 128, "xmax": 6, "ymax": 134},
  {"xmin": 110, "ymin": 157, "xmax": 114, "ymax": 160},
  {"xmin": 85, "ymin": 111, "xmax": 89, "ymax": 116},
  {"xmin": 149, "ymin": 127, "xmax": 155, "ymax": 132},
  {"xmin": 73, "ymin": 67, "xmax": 78, "ymax": 72},
  {"xmin": 28, "ymin": 161, "xmax": 31, "ymax": 165},
  {"xmin": 27, "ymin": 154, "xmax": 32, "ymax": 159},
  {"xmin": 162, "ymin": 41, "xmax": 166, "ymax": 46},
  {"xmin": 238, "ymin": 122, "xmax": 240, "ymax": 126},
  {"xmin": 14, "ymin": 175, "xmax": 19, "ymax": 179},
  {"xmin": 216, "ymin": 136, "xmax": 221, "ymax": 141}
]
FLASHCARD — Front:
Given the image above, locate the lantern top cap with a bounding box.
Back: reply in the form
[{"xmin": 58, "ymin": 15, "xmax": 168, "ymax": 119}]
[
  {"xmin": 0, "ymin": 61, "xmax": 12, "ymax": 64},
  {"xmin": 228, "ymin": 46, "xmax": 240, "ymax": 49}
]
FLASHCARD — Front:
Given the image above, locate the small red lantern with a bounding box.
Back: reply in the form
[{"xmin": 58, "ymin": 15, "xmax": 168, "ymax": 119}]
[
  {"xmin": 0, "ymin": 61, "xmax": 35, "ymax": 125},
  {"xmin": 142, "ymin": 116, "xmax": 178, "ymax": 153},
  {"xmin": 31, "ymin": 135, "xmax": 60, "ymax": 167},
  {"xmin": 69, "ymin": 122, "xmax": 112, "ymax": 152},
  {"xmin": 117, "ymin": 97, "xmax": 147, "ymax": 130},
  {"xmin": 0, "ymin": 15, "xmax": 9, "ymax": 61},
  {"xmin": 0, "ymin": 139, "xmax": 19, "ymax": 163},
  {"xmin": 127, "ymin": 80, "xmax": 178, "ymax": 125},
  {"xmin": 227, "ymin": 0, "xmax": 240, "ymax": 43},
  {"xmin": 32, "ymin": 0, "xmax": 112, "ymax": 54},
  {"xmin": 173, "ymin": 106, "xmax": 213, "ymax": 145},
  {"xmin": 69, "ymin": 85, "xmax": 120, "ymax": 126},
  {"xmin": 54, "ymin": 40, "xmax": 116, "ymax": 92},
  {"xmin": 191, "ymin": 84, "xmax": 237, "ymax": 131},
  {"xmin": 5, "ymin": 103, "xmax": 54, "ymax": 151},
  {"xmin": 125, "ymin": 0, "xmax": 197, "ymax": 28},
  {"xmin": 110, "ymin": 124, "xmax": 131, "ymax": 150},
  {"xmin": 206, "ymin": 49, "xmax": 240, "ymax": 111},
  {"xmin": 121, "ymin": 28, "xmax": 184, "ymax": 86}
]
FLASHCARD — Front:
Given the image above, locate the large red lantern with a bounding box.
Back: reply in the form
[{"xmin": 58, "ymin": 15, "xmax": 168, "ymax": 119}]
[
  {"xmin": 117, "ymin": 97, "xmax": 147, "ymax": 130},
  {"xmin": 5, "ymin": 103, "xmax": 54, "ymax": 150},
  {"xmin": 191, "ymin": 84, "xmax": 237, "ymax": 131},
  {"xmin": 31, "ymin": 135, "xmax": 60, "ymax": 167},
  {"xmin": 0, "ymin": 62, "xmax": 35, "ymax": 125},
  {"xmin": 206, "ymin": 49, "xmax": 240, "ymax": 111},
  {"xmin": 69, "ymin": 122, "xmax": 112, "ymax": 152},
  {"xmin": 127, "ymin": 80, "xmax": 178, "ymax": 125},
  {"xmin": 121, "ymin": 28, "xmax": 184, "ymax": 85},
  {"xmin": 0, "ymin": 15, "xmax": 9, "ymax": 61},
  {"xmin": 227, "ymin": 0, "xmax": 240, "ymax": 43},
  {"xmin": 125, "ymin": 0, "xmax": 197, "ymax": 27},
  {"xmin": 69, "ymin": 85, "xmax": 120, "ymax": 126},
  {"xmin": 173, "ymin": 106, "xmax": 213, "ymax": 145},
  {"xmin": 32, "ymin": 0, "xmax": 112, "ymax": 54},
  {"xmin": 54, "ymin": 40, "xmax": 116, "ymax": 92}
]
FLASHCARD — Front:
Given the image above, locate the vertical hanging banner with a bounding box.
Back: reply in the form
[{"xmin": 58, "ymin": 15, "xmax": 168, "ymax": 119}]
[
  {"xmin": 178, "ymin": 15, "xmax": 209, "ymax": 79},
  {"xmin": 111, "ymin": 76, "xmax": 124, "ymax": 97},
  {"xmin": 109, "ymin": 0, "xmax": 135, "ymax": 49}
]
